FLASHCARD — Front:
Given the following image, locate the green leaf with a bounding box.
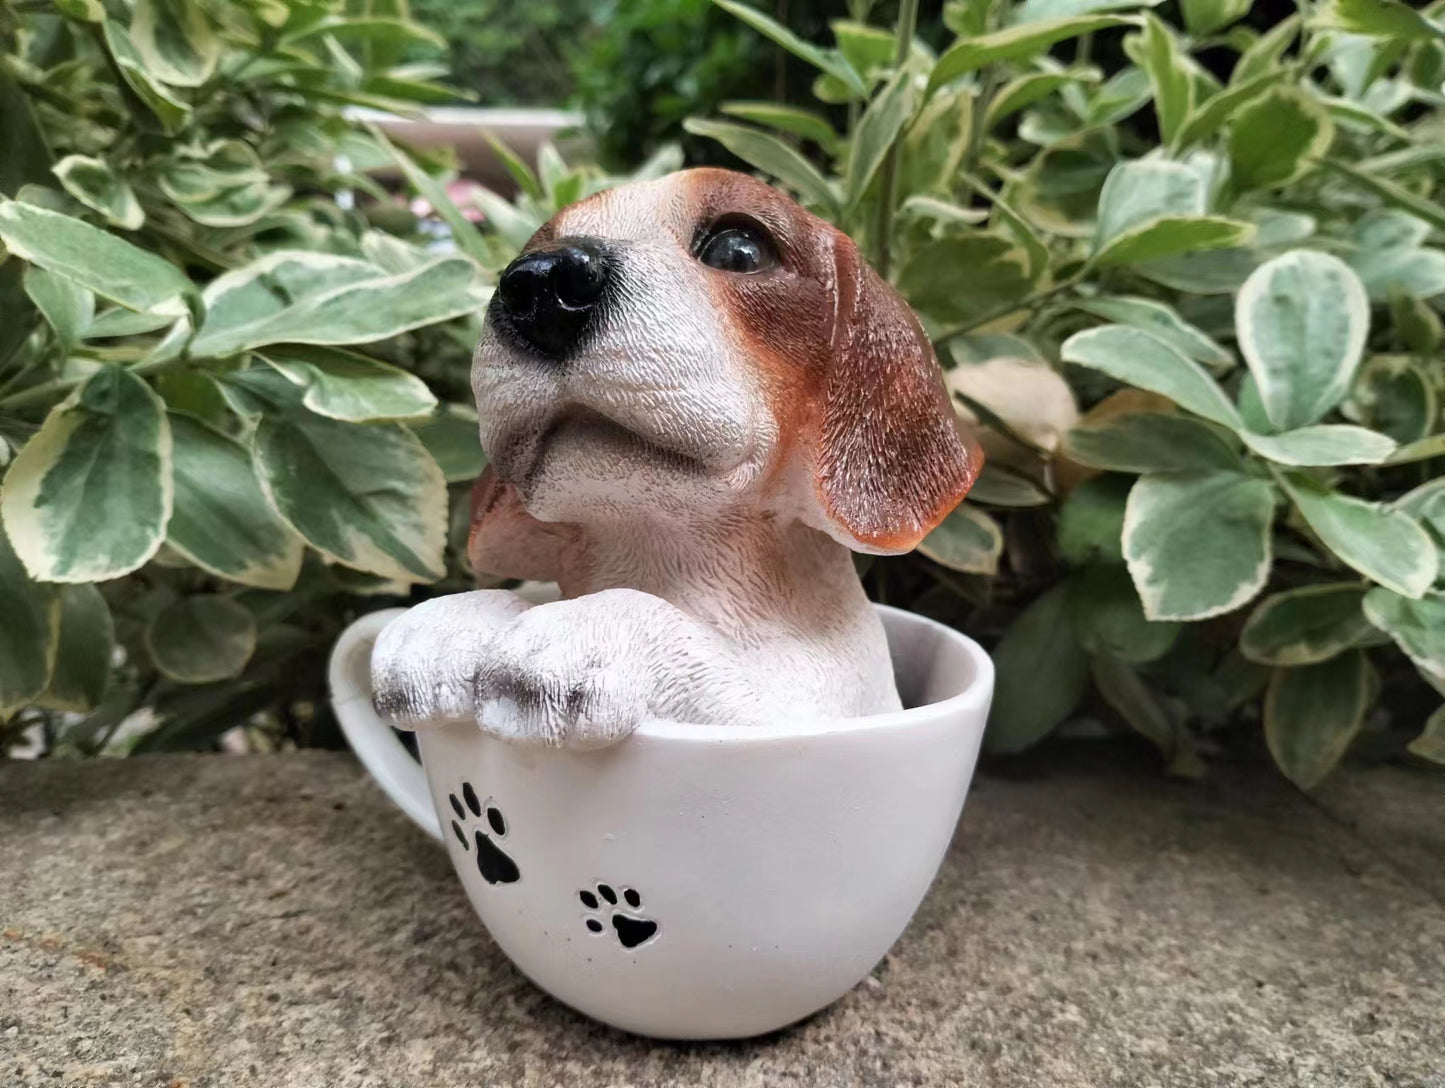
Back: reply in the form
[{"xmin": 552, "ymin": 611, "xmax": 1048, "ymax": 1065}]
[
  {"xmin": 480, "ymin": 132, "xmax": 543, "ymax": 203},
  {"xmin": 259, "ymin": 346, "xmax": 436, "ymax": 422},
  {"xmin": 1180, "ymin": 0, "xmax": 1251, "ymax": 35},
  {"xmin": 845, "ymin": 69, "xmax": 919, "ymax": 208},
  {"xmin": 1348, "ymin": 246, "xmax": 1445, "ymax": 303},
  {"xmin": 916, "ymin": 504, "xmax": 1004, "ymax": 575},
  {"xmin": 146, "ymin": 596, "xmax": 257, "ymax": 684},
  {"xmin": 831, "ymin": 19, "xmax": 897, "ymax": 73},
  {"xmin": 898, "ymin": 195, "xmax": 989, "ymax": 227},
  {"xmin": 1235, "ymin": 250, "xmax": 1370, "ymax": 431},
  {"xmin": 367, "ymin": 126, "xmax": 492, "ymax": 268},
  {"xmin": 130, "ymin": 0, "xmax": 220, "ymax": 87},
  {"xmin": 1061, "ymin": 325, "xmax": 1242, "ymax": 428},
  {"xmin": 53, "ymin": 155, "xmax": 144, "ymax": 231},
  {"xmin": 1264, "ymin": 650, "xmax": 1372, "ymax": 790},
  {"xmin": 1280, "ymin": 475, "xmax": 1437, "ymax": 598},
  {"xmin": 1363, "ymin": 588, "xmax": 1445, "ymax": 683},
  {"xmin": 1064, "ymin": 412, "xmax": 1242, "ymax": 472},
  {"xmin": 1228, "ymin": 86, "xmax": 1334, "ymax": 193},
  {"xmin": 37, "ymin": 584, "xmax": 112, "ymax": 712},
  {"xmin": 1058, "ymin": 474, "xmax": 1130, "ymax": 565},
  {"xmin": 967, "ymin": 462, "xmax": 1051, "ymax": 507},
  {"xmin": 239, "ymin": 372, "xmax": 446, "ymax": 583},
  {"xmin": 0, "ymin": 367, "xmax": 171, "ymax": 582},
  {"xmin": 1129, "ymin": 15, "xmax": 1193, "ymax": 145},
  {"xmin": 168, "ymin": 178, "xmax": 290, "ymax": 229},
  {"xmin": 101, "ymin": 20, "xmax": 189, "ymax": 133},
  {"xmin": 1084, "ymin": 66, "xmax": 1153, "ymax": 127},
  {"xmin": 283, "ymin": 16, "xmax": 447, "ymax": 51},
  {"xmin": 898, "ymin": 234, "xmax": 1035, "ymax": 327},
  {"xmin": 0, "ymin": 64, "xmax": 53, "ymax": 201},
  {"xmin": 986, "ymin": 69, "xmax": 1094, "ymax": 130},
  {"xmin": 682, "ymin": 120, "xmax": 838, "ymax": 213},
  {"xmin": 167, "ymin": 413, "xmax": 303, "ymax": 591},
  {"xmin": 0, "ymin": 200, "xmax": 192, "ymax": 315},
  {"xmin": 86, "ymin": 308, "xmax": 176, "ymax": 339},
  {"xmin": 1240, "ymin": 424, "xmax": 1396, "ymax": 466},
  {"xmin": 1395, "ymin": 478, "xmax": 1445, "ymax": 543},
  {"xmin": 1312, "ymin": 0, "xmax": 1443, "ymax": 42},
  {"xmin": 930, "ymin": 15, "xmax": 1134, "ymax": 90},
  {"xmin": 1174, "ymin": 73, "xmax": 1281, "ymax": 150},
  {"xmin": 1013, "ymin": 0, "xmax": 1161, "ymax": 23},
  {"xmin": 1090, "ymin": 653, "xmax": 1198, "ymax": 773},
  {"xmin": 1095, "ymin": 160, "xmax": 1205, "ymax": 246},
  {"xmin": 1073, "ymin": 296, "xmax": 1233, "ymax": 370},
  {"xmin": 720, "ymin": 102, "xmax": 840, "ymax": 149},
  {"xmin": 23, "ymin": 266, "xmax": 93, "ymax": 347},
  {"xmin": 407, "ymin": 404, "xmax": 487, "ymax": 483},
  {"xmin": 712, "ymin": 0, "xmax": 865, "ymax": 98},
  {"xmin": 1324, "ymin": 158, "xmax": 1445, "ymax": 234},
  {"xmin": 0, "ymin": 528, "xmax": 60, "ymax": 715},
  {"xmin": 1070, "ymin": 563, "xmax": 1179, "ymax": 663},
  {"xmin": 1408, "ymin": 705, "xmax": 1445, "ymax": 764},
  {"xmin": 1092, "ymin": 215, "xmax": 1253, "ymax": 268},
  {"xmin": 191, "ymin": 252, "xmax": 487, "ymax": 358},
  {"xmin": 468, "ymin": 185, "xmax": 542, "ymax": 252},
  {"xmin": 987, "ymin": 186, "xmax": 1051, "ymax": 281},
  {"xmin": 1138, "ymin": 246, "xmax": 1258, "ymax": 295},
  {"xmin": 1123, "ymin": 471, "xmax": 1275, "ymax": 620},
  {"xmin": 1240, "ymin": 584, "xmax": 1372, "ymax": 666},
  {"xmin": 984, "ymin": 583, "xmax": 1091, "ymax": 754},
  {"xmin": 1388, "ymin": 435, "xmax": 1445, "ymax": 465}
]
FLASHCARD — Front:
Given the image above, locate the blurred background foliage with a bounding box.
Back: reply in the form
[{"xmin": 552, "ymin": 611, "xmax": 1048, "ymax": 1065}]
[{"xmin": 0, "ymin": 0, "xmax": 1442, "ymax": 793}]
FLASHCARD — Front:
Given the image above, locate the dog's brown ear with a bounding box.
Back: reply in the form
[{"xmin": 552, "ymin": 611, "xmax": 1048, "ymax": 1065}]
[
  {"xmin": 467, "ymin": 467, "xmax": 578, "ymax": 583},
  {"xmin": 806, "ymin": 231, "xmax": 981, "ymax": 554}
]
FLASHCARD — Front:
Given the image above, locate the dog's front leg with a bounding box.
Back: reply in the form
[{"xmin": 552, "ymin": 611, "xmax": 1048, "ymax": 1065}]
[
  {"xmin": 371, "ymin": 590, "xmax": 533, "ymax": 728},
  {"xmin": 472, "ymin": 588, "xmax": 725, "ymax": 748}
]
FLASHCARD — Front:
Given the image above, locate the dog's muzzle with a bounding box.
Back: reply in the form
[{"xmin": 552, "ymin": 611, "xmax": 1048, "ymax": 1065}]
[{"xmin": 491, "ymin": 237, "xmax": 610, "ymax": 359}]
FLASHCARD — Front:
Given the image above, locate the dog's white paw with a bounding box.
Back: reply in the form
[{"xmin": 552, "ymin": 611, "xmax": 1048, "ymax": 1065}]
[
  {"xmin": 370, "ymin": 591, "xmax": 531, "ymax": 728},
  {"xmin": 473, "ymin": 599, "xmax": 655, "ymax": 748}
]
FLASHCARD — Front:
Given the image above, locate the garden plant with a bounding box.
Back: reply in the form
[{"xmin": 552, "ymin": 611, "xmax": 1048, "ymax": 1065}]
[{"xmin": 0, "ymin": 0, "xmax": 1442, "ymax": 792}]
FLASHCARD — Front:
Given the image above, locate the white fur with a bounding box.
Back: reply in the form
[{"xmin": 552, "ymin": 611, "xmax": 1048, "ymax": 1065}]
[{"xmin": 371, "ymin": 174, "xmax": 902, "ymax": 747}]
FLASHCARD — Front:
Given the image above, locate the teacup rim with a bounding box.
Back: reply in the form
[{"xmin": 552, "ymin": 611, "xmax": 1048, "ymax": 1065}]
[{"xmin": 336, "ymin": 598, "xmax": 993, "ymax": 745}]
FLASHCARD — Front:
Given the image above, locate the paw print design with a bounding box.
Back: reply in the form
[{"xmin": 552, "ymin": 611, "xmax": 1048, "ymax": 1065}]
[
  {"xmin": 579, "ymin": 883, "xmax": 658, "ymax": 949},
  {"xmin": 448, "ymin": 781, "xmax": 520, "ymax": 885}
]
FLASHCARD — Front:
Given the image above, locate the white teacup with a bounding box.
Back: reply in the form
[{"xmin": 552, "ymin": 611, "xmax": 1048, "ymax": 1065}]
[{"xmin": 328, "ymin": 591, "xmax": 993, "ymax": 1040}]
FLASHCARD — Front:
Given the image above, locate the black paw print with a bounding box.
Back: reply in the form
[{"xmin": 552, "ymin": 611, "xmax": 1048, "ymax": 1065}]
[
  {"xmin": 448, "ymin": 781, "xmax": 519, "ymax": 885},
  {"xmin": 579, "ymin": 883, "xmax": 657, "ymax": 949}
]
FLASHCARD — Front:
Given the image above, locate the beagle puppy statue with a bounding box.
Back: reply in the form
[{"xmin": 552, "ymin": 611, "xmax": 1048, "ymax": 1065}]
[{"xmin": 371, "ymin": 168, "xmax": 980, "ymax": 748}]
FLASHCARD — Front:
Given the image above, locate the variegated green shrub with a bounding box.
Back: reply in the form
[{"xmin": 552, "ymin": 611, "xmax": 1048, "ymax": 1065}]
[
  {"xmin": 2, "ymin": 0, "xmax": 1442, "ymax": 790},
  {"xmin": 685, "ymin": 0, "xmax": 1445, "ymax": 788},
  {"xmin": 0, "ymin": 0, "xmax": 676, "ymax": 755}
]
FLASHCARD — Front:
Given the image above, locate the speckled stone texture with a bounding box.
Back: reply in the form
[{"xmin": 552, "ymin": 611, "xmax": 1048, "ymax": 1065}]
[{"xmin": 2, "ymin": 746, "xmax": 1442, "ymax": 1088}]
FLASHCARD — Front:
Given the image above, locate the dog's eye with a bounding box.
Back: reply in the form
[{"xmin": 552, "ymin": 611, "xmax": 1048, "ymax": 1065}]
[{"xmin": 697, "ymin": 221, "xmax": 777, "ymax": 274}]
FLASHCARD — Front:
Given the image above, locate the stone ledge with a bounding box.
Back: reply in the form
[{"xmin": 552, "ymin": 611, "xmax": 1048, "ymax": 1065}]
[{"xmin": 2, "ymin": 747, "xmax": 1442, "ymax": 1088}]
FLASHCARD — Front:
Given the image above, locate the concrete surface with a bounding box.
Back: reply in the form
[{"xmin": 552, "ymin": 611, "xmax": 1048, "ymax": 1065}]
[{"xmin": 2, "ymin": 745, "xmax": 1442, "ymax": 1088}]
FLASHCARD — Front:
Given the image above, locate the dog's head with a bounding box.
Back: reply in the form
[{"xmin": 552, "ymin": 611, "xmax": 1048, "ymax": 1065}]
[{"xmin": 469, "ymin": 167, "xmax": 979, "ymax": 575}]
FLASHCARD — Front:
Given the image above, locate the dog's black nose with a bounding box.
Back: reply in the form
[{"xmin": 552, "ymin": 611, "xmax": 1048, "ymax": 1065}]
[{"xmin": 493, "ymin": 238, "xmax": 609, "ymax": 358}]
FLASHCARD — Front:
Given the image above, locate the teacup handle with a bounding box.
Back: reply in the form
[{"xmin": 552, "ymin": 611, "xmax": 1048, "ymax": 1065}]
[{"xmin": 327, "ymin": 609, "xmax": 444, "ymax": 841}]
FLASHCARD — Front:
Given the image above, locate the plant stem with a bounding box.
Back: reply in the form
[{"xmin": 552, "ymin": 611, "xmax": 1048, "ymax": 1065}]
[
  {"xmin": 872, "ymin": 0, "xmax": 919, "ymax": 279},
  {"xmin": 931, "ymin": 273, "xmax": 1085, "ymax": 346}
]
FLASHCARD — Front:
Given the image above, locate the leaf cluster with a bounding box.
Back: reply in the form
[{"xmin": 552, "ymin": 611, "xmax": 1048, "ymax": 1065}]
[
  {"xmin": 690, "ymin": 0, "xmax": 1445, "ymax": 787},
  {"xmin": 0, "ymin": 0, "xmax": 670, "ymax": 756}
]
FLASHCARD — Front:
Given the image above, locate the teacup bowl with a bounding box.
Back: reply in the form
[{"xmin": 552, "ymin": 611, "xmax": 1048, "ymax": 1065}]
[{"xmin": 329, "ymin": 602, "xmax": 992, "ymax": 1040}]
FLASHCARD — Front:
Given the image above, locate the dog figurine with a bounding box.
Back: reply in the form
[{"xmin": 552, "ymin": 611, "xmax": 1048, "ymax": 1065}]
[{"xmin": 370, "ymin": 168, "xmax": 980, "ymax": 748}]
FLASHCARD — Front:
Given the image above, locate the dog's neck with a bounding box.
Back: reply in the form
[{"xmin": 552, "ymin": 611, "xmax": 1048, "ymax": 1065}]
[{"xmin": 558, "ymin": 511, "xmax": 869, "ymax": 642}]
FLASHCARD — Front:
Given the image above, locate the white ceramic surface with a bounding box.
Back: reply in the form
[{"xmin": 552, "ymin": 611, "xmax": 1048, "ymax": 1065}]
[{"xmin": 328, "ymin": 600, "xmax": 993, "ymax": 1040}]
